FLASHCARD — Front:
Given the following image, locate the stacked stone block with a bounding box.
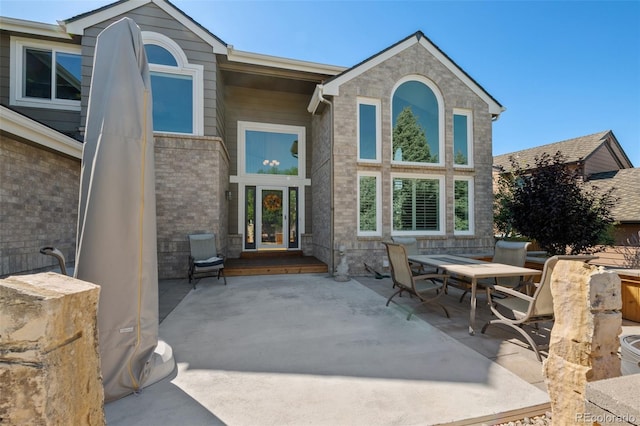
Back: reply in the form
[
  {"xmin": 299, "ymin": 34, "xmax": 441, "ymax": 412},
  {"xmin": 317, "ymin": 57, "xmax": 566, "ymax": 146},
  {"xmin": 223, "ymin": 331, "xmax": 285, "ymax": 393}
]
[
  {"xmin": 0, "ymin": 273, "xmax": 104, "ymax": 425},
  {"xmin": 543, "ymin": 260, "xmax": 622, "ymax": 424}
]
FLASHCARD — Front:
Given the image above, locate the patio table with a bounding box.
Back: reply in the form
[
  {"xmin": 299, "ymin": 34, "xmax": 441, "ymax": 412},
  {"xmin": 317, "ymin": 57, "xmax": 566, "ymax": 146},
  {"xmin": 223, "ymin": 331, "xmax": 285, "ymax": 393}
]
[{"xmin": 407, "ymin": 254, "xmax": 542, "ymax": 335}]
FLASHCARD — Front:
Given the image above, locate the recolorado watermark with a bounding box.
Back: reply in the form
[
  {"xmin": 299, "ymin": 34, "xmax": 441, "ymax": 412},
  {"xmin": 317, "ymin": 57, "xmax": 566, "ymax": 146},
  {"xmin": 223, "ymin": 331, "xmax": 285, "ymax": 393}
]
[{"xmin": 576, "ymin": 413, "xmax": 637, "ymax": 423}]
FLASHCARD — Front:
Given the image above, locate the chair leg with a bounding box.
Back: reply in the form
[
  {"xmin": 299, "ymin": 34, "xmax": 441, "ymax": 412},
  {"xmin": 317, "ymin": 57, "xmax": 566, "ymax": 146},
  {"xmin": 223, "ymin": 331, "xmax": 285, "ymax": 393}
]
[
  {"xmin": 482, "ymin": 319, "xmax": 544, "ymax": 362},
  {"xmin": 385, "ymin": 288, "xmax": 404, "ymax": 307}
]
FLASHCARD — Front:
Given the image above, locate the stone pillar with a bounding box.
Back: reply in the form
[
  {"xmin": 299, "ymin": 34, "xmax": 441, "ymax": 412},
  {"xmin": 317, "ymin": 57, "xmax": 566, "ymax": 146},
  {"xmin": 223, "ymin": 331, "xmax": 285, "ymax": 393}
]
[
  {"xmin": 543, "ymin": 260, "xmax": 622, "ymax": 424},
  {"xmin": 0, "ymin": 273, "xmax": 105, "ymax": 425}
]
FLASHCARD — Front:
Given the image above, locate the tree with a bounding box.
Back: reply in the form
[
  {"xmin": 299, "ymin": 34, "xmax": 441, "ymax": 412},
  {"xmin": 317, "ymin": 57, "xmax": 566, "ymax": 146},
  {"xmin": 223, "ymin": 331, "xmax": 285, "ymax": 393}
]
[
  {"xmin": 495, "ymin": 151, "xmax": 617, "ymax": 255},
  {"xmin": 392, "ymin": 107, "xmax": 433, "ymax": 162}
]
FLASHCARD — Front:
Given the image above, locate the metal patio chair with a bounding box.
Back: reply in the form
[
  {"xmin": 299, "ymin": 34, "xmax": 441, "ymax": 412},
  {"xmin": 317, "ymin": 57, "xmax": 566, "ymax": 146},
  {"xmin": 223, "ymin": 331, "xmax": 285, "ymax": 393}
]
[{"xmin": 188, "ymin": 233, "xmax": 226, "ymax": 289}]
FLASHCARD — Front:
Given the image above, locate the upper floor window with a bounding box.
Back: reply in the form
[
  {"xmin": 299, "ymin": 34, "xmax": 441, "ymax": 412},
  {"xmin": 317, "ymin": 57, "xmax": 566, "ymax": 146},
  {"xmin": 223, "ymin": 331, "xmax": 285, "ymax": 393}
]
[
  {"xmin": 391, "ymin": 76, "xmax": 443, "ymax": 165},
  {"xmin": 10, "ymin": 37, "xmax": 81, "ymax": 110},
  {"xmin": 357, "ymin": 97, "xmax": 381, "ymax": 162},
  {"xmin": 142, "ymin": 32, "xmax": 203, "ymax": 135},
  {"xmin": 453, "ymin": 109, "xmax": 473, "ymax": 167}
]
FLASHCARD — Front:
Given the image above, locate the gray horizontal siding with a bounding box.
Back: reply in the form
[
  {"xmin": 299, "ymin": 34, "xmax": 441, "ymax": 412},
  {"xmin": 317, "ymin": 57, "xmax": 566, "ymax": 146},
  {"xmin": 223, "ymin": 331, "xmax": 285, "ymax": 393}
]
[{"xmin": 79, "ymin": 2, "xmax": 218, "ymax": 137}]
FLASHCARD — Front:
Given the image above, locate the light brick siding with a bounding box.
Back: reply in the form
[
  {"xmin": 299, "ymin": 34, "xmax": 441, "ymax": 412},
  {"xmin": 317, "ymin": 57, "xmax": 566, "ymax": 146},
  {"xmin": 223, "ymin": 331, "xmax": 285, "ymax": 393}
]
[
  {"xmin": 1, "ymin": 134, "xmax": 228, "ymax": 280},
  {"xmin": 155, "ymin": 134, "xmax": 229, "ymax": 279},
  {"xmin": 311, "ymin": 108, "xmax": 333, "ymax": 267},
  {"xmin": 0, "ymin": 135, "xmax": 80, "ymax": 276},
  {"xmin": 329, "ymin": 43, "xmax": 495, "ymax": 276}
]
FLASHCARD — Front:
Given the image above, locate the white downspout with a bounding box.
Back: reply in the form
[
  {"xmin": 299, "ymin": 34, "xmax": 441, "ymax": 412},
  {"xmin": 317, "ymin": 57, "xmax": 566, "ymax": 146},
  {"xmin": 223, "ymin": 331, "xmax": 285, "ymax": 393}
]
[{"xmin": 316, "ymin": 86, "xmax": 335, "ymax": 275}]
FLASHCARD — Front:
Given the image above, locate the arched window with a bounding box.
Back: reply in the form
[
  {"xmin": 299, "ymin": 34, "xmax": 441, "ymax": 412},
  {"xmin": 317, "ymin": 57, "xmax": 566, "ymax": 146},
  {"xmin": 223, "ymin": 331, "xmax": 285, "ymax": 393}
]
[
  {"xmin": 142, "ymin": 32, "xmax": 203, "ymax": 135},
  {"xmin": 391, "ymin": 76, "xmax": 443, "ymax": 165}
]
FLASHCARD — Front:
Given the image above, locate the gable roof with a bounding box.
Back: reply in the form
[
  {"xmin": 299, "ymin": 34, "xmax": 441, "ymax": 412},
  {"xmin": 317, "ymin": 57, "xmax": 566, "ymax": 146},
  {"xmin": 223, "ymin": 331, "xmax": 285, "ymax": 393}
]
[
  {"xmin": 308, "ymin": 31, "xmax": 504, "ymax": 117},
  {"xmin": 493, "ymin": 130, "xmax": 633, "ymax": 171},
  {"xmin": 61, "ymin": 0, "xmax": 343, "ymax": 77},
  {"xmin": 587, "ymin": 168, "xmax": 640, "ymax": 223},
  {"xmin": 63, "ymin": 0, "xmax": 227, "ymax": 54}
]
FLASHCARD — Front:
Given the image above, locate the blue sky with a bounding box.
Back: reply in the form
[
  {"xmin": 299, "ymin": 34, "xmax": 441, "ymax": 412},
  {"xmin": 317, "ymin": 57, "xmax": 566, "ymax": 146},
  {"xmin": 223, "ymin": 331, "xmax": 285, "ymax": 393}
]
[{"xmin": 2, "ymin": 0, "xmax": 639, "ymax": 165}]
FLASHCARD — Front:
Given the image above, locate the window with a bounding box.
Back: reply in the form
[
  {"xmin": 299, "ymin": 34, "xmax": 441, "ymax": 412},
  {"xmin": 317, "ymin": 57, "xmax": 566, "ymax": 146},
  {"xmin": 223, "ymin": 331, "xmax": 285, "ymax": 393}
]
[
  {"xmin": 10, "ymin": 37, "xmax": 81, "ymax": 110},
  {"xmin": 454, "ymin": 177, "xmax": 474, "ymax": 235},
  {"xmin": 357, "ymin": 98, "xmax": 381, "ymax": 162},
  {"xmin": 238, "ymin": 121, "xmax": 305, "ymax": 179},
  {"xmin": 358, "ymin": 172, "xmax": 381, "ymax": 236},
  {"xmin": 391, "ymin": 76, "xmax": 443, "ymax": 165},
  {"xmin": 142, "ymin": 32, "xmax": 203, "ymax": 135},
  {"xmin": 391, "ymin": 174, "xmax": 445, "ymax": 235},
  {"xmin": 453, "ymin": 109, "xmax": 473, "ymax": 167}
]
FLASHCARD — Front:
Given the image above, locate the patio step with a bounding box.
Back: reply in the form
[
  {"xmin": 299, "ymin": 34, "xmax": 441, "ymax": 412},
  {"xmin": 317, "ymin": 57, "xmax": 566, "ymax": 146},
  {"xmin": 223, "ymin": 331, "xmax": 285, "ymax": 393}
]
[{"xmin": 224, "ymin": 251, "xmax": 328, "ymax": 276}]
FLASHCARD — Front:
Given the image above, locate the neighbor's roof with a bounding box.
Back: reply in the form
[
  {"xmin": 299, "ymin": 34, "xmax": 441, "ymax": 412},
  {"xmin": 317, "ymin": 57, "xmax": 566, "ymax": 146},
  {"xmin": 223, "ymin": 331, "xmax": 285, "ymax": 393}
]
[
  {"xmin": 308, "ymin": 31, "xmax": 504, "ymax": 117},
  {"xmin": 493, "ymin": 130, "xmax": 633, "ymax": 171},
  {"xmin": 587, "ymin": 168, "xmax": 640, "ymax": 223}
]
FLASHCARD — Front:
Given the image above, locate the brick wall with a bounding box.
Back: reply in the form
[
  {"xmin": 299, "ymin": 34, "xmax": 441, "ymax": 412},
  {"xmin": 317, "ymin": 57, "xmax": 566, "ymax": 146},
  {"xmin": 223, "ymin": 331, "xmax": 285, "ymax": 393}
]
[
  {"xmin": 0, "ymin": 135, "xmax": 80, "ymax": 276},
  {"xmin": 155, "ymin": 134, "xmax": 229, "ymax": 279},
  {"xmin": 1, "ymin": 134, "xmax": 229, "ymax": 280},
  {"xmin": 328, "ymin": 43, "xmax": 496, "ymax": 276}
]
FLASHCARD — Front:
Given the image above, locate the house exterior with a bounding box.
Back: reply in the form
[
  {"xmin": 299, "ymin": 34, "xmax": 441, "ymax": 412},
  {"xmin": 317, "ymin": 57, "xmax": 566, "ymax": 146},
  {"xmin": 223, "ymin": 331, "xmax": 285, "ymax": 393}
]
[
  {"xmin": 493, "ymin": 130, "xmax": 640, "ymax": 248},
  {"xmin": 1, "ymin": 0, "xmax": 504, "ymax": 279}
]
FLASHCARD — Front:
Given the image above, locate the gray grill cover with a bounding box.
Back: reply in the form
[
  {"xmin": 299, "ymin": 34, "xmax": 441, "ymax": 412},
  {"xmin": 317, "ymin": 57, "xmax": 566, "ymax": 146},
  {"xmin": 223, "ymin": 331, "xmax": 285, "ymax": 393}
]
[{"xmin": 75, "ymin": 17, "xmax": 158, "ymax": 402}]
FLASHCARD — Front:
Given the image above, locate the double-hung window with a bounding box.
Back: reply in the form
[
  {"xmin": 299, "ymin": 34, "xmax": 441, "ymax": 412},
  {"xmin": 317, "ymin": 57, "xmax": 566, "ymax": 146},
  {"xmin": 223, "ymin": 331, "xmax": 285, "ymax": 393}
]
[
  {"xmin": 142, "ymin": 32, "xmax": 203, "ymax": 135},
  {"xmin": 454, "ymin": 177, "xmax": 474, "ymax": 235},
  {"xmin": 391, "ymin": 173, "xmax": 445, "ymax": 235},
  {"xmin": 453, "ymin": 109, "xmax": 473, "ymax": 167},
  {"xmin": 358, "ymin": 172, "xmax": 381, "ymax": 236},
  {"xmin": 357, "ymin": 98, "xmax": 381, "ymax": 162},
  {"xmin": 10, "ymin": 37, "xmax": 81, "ymax": 110}
]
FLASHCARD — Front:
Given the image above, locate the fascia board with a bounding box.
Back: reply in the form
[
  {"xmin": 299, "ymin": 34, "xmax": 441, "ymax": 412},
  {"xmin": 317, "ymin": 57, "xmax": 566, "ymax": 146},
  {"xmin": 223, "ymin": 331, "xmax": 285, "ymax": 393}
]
[
  {"xmin": 417, "ymin": 37, "xmax": 503, "ymax": 116},
  {"xmin": 307, "ymin": 85, "xmax": 323, "ymax": 114},
  {"xmin": 0, "ymin": 17, "xmax": 72, "ymax": 40},
  {"xmin": 227, "ymin": 47, "xmax": 345, "ymax": 76},
  {"xmin": 322, "ymin": 35, "xmax": 504, "ymax": 117},
  {"xmin": 0, "ymin": 106, "xmax": 82, "ymax": 159},
  {"xmin": 63, "ymin": 0, "xmax": 227, "ymax": 53},
  {"xmin": 323, "ymin": 37, "xmax": 417, "ymax": 96},
  {"xmin": 151, "ymin": 0, "xmax": 227, "ymax": 54},
  {"xmin": 64, "ymin": 0, "xmax": 151, "ymax": 34}
]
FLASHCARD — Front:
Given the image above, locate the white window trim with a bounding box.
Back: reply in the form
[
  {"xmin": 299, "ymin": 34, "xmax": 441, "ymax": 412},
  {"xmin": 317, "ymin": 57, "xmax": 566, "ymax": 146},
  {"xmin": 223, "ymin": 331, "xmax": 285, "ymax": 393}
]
[
  {"xmin": 390, "ymin": 172, "xmax": 446, "ymax": 236},
  {"xmin": 10, "ymin": 36, "xmax": 81, "ymax": 111},
  {"xmin": 357, "ymin": 97, "xmax": 381, "ymax": 163},
  {"xmin": 142, "ymin": 32, "xmax": 204, "ymax": 136},
  {"xmin": 235, "ymin": 183, "xmax": 307, "ymax": 243},
  {"xmin": 357, "ymin": 171, "xmax": 382, "ymax": 236},
  {"xmin": 453, "ymin": 108, "xmax": 474, "ymax": 168},
  {"xmin": 236, "ymin": 121, "xmax": 307, "ymax": 183},
  {"xmin": 390, "ymin": 75, "xmax": 445, "ymax": 167},
  {"xmin": 453, "ymin": 176, "xmax": 475, "ymax": 236}
]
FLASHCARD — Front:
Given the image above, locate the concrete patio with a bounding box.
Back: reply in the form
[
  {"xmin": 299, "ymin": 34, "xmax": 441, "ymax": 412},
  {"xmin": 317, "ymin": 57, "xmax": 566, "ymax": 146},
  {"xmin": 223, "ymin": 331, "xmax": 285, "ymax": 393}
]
[{"xmin": 105, "ymin": 273, "xmax": 573, "ymax": 425}]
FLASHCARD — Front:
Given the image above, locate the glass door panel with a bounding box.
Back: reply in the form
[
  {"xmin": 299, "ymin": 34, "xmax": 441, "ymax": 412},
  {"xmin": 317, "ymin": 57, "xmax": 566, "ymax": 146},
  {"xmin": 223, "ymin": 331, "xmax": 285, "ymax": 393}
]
[{"xmin": 258, "ymin": 188, "xmax": 287, "ymax": 249}]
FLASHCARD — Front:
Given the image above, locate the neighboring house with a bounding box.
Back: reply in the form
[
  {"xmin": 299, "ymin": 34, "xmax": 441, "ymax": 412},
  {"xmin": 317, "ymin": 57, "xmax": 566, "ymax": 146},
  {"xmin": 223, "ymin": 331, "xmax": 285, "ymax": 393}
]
[
  {"xmin": 493, "ymin": 130, "xmax": 640, "ymax": 264},
  {"xmin": 1, "ymin": 0, "xmax": 504, "ymax": 279}
]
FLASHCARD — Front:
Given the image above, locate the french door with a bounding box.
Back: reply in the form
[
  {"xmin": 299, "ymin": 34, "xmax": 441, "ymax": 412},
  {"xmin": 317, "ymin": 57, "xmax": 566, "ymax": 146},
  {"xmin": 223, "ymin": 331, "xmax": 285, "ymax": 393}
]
[
  {"xmin": 245, "ymin": 185, "xmax": 299, "ymax": 250},
  {"xmin": 257, "ymin": 187, "xmax": 287, "ymax": 249}
]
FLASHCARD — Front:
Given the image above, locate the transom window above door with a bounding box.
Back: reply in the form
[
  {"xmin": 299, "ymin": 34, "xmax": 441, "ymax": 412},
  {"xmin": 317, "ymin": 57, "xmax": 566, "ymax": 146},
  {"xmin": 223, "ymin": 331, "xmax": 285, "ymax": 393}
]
[{"xmin": 238, "ymin": 122, "xmax": 306, "ymax": 180}]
